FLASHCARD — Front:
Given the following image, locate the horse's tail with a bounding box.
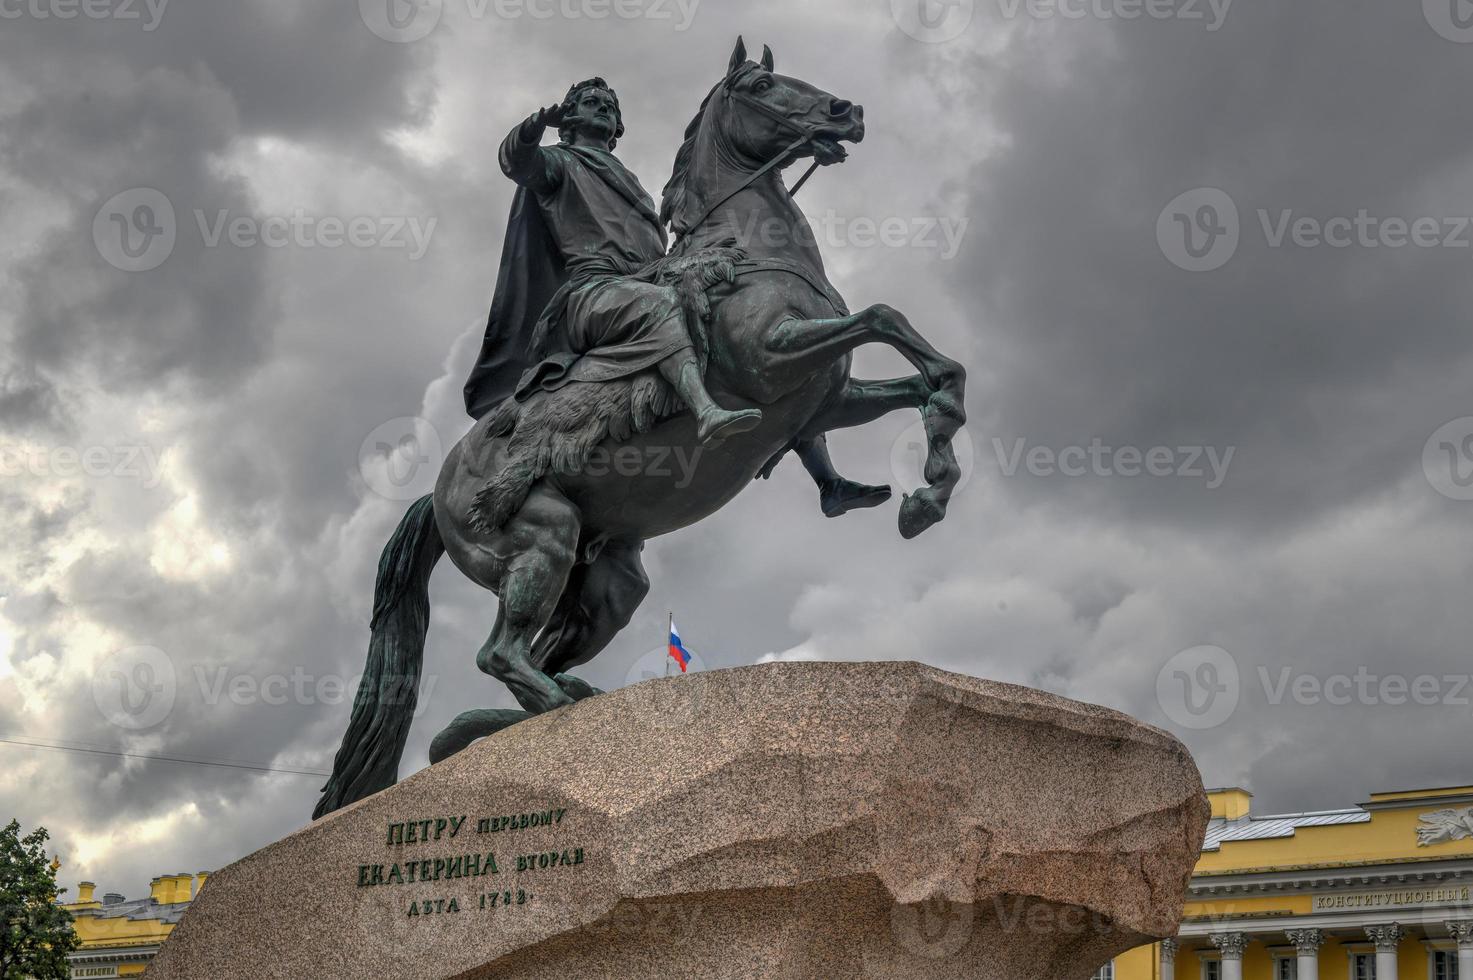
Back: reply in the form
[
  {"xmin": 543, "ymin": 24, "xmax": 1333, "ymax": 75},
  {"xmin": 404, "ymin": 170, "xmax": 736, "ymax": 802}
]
[{"xmin": 313, "ymin": 494, "xmax": 444, "ymax": 820}]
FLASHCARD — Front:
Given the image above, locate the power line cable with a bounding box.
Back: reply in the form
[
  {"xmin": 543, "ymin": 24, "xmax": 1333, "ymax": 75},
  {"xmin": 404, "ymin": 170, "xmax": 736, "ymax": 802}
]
[{"xmin": 0, "ymin": 735, "xmax": 329, "ymax": 777}]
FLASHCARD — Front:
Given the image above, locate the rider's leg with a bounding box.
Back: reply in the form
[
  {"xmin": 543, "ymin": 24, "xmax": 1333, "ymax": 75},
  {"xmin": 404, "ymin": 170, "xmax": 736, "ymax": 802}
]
[
  {"xmin": 564, "ymin": 279, "xmax": 762, "ymax": 446},
  {"xmin": 794, "ymin": 435, "xmax": 892, "ymax": 518},
  {"xmin": 658, "ymin": 352, "xmax": 763, "ymax": 446}
]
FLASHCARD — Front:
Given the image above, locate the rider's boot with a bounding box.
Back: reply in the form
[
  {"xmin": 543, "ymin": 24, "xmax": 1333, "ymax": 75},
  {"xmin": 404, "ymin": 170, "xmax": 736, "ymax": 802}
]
[
  {"xmin": 661, "ymin": 354, "xmax": 763, "ymax": 446},
  {"xmin": 797, "ymin": 435, "xmax": 892, "ymax": 518}
]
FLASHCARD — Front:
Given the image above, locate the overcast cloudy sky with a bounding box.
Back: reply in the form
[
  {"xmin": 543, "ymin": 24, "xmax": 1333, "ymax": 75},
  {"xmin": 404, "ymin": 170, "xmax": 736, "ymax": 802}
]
[{"xmin": 3, "ymin": 0, "xmax": 1473, "ymax": 899}]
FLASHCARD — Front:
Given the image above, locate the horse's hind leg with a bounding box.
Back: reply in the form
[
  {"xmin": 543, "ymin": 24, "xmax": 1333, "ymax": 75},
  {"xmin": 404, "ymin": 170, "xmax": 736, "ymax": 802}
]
[
  {"xmin": 474, "ymin": 485, "xmax": 579, "ymax": 715},
  {"xmin": 531, "ymin": 539, "xmax": 650, "ymax": 683}
]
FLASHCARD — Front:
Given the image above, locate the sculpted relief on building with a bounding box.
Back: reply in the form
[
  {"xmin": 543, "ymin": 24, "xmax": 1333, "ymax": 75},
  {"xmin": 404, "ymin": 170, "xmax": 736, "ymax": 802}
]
[{"xmin": 1418, "ymin": 806, "xmax": 1473, "ymax": 846}]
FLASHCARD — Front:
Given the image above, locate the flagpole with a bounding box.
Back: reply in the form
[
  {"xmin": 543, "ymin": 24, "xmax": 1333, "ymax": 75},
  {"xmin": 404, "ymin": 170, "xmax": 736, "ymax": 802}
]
[{"xmin": 666, "ymin": 611, "xmax": 672, "ymax": 677}]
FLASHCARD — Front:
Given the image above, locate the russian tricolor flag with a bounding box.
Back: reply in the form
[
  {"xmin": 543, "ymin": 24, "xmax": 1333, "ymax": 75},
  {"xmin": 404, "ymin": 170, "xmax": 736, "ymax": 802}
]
[{"xmin": 667, "ymin": 616, "xmax": 692, "ymax": 673}]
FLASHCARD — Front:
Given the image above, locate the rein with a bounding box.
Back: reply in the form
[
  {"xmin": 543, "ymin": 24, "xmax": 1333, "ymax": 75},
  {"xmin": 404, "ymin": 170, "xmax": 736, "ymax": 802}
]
[{"xmin": 675, "ymin": 85, "xmax": 826, "ymax": 240}]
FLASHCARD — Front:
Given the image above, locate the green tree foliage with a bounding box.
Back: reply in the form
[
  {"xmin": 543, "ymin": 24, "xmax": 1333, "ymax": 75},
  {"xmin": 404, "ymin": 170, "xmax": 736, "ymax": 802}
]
[{"xmin": 0, "ymin": 819, "xmax": 78, "ymax": 980}]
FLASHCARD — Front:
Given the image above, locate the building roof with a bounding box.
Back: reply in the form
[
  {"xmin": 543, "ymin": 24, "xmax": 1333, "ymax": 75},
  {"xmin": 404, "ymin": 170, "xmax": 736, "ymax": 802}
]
[
  {"xmin": 1201, "ymin": 807, "xmax": 1371, "ymax": 852},
  {"xmin": 72, "ymin": 895, "xmax": 191, "ymax": 926}
]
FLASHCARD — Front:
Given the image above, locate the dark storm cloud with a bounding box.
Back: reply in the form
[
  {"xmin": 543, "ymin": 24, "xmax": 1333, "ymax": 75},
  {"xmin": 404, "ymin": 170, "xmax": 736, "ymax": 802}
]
[
  {"xmin": 934, "ymin": 0, "xmax": 1473, "ymax": 810},
  {"xmin": 0, "ymin": 0, "xmax": 453, "ymax": 893},
  {"xmin": 1, "ymin": 1, "xmax": 436, "ymax": 398},
  {"xmin": 954, "ymin": 0, "xmax": 1473, "ymax": 528},
  {"xmin": 0, "ymin": 370, "xmax": 69, "ymax": 434}
]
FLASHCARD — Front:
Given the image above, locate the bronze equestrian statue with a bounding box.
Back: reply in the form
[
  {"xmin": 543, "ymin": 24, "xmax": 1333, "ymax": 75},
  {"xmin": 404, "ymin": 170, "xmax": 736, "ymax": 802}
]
[{"xmin": 315, "ymin": 38, "xmax": 967, "ymax": 819}]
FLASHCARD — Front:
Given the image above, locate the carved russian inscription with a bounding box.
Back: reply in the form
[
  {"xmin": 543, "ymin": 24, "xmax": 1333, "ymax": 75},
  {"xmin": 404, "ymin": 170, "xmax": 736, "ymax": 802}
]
[{"xmin": 355, "ymin": 805, "xmax": 586, "ymax": 918}]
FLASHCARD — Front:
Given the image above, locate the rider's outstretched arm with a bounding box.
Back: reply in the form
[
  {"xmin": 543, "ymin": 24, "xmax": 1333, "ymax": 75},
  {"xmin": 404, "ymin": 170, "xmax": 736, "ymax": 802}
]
[{"xmin": 499, "ymin": 104, "xmax": 568, "ymax": 193}]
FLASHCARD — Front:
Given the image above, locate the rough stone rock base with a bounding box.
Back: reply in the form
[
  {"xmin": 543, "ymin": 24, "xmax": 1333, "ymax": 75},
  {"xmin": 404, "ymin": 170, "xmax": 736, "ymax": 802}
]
[{"xmin": 145, "ymin": 661, "xmax": 1209, "ymax": 980}]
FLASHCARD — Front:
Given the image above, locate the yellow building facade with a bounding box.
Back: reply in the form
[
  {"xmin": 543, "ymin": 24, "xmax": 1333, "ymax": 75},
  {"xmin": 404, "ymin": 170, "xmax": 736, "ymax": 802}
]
[
  {"xmin": 60, "ymin": 872, "xmax": 204, "ymax": 978},
  {"xmin": 1109, "ymin": 785, "xmax": 1473, "ymax": 980}
]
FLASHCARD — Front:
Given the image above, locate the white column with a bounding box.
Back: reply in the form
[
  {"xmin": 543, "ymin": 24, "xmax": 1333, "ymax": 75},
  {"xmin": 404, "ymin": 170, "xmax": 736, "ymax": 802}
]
[
  {"xmin": 1365, "ymin": 923, "xmax": 1403, "ymax": 980},
  {"xmin": 1160, "ymin": 937, "xmax": 1177, "ymax": 980},
  {"xmin": 1446, "ymin": 921, "xmax": 1473, "ymax": 978},
  {"xmin": 1286, "ymin": 928, "xmax": 1323, "ymax": 980},
  {"xmin": 1211, "ymin": 932, "xmax": 1248, "ymax": 980}
]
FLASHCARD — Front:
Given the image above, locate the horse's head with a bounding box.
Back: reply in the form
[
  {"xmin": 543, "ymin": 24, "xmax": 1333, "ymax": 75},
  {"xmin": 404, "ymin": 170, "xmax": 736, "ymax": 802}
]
[
  {"xmin": 661, "ymin": 38, "xmax": 867, "ymax": 237},
  {"xmin": 716, "ymin": 37, "xmax": 865, "ymax": 168}
]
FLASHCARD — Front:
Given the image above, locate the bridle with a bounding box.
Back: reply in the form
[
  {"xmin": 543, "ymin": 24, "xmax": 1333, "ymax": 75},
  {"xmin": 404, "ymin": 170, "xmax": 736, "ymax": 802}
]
[
  {"xmin": 675, "ymin": 77, "xmax": 831, "ymax": 240},
  {"xmin": 723, "ymin": 86, "xmax": 828, "ymax": 193}
]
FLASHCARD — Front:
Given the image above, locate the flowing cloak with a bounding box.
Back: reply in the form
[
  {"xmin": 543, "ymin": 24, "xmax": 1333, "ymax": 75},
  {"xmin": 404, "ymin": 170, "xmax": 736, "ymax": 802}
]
[
  {"xmin": 462, "ymin": 134, "xmax": 678, "ymax": 420},
  {"xmin": 461, "ymin": 168, "xmax": 563, "ymax": 420}
]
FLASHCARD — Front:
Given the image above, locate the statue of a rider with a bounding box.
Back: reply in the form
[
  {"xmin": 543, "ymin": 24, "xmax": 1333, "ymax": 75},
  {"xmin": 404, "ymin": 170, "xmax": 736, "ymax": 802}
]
[{"xmin": 462, "ymin": 77, "xmax": 890, "ymax": 517}]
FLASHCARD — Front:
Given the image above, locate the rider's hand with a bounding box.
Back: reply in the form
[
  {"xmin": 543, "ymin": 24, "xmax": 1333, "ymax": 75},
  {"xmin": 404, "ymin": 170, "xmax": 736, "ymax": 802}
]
[{"xmin": 520, "ymin": 102, "xmax": 571, "ymax": 142}]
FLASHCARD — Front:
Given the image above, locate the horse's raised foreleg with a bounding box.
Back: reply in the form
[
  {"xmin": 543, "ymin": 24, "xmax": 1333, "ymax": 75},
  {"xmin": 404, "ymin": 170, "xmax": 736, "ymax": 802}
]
[
  {"xmin": 768, "ymin": 306, "xmax": 967, "ymax": 537},
  {"xmin": 768, "ymin": 306, "xmax": 963, "ymax": 391},
  {"xmin": 474, "ymin": 484, "xmax": 579, "ymax": 715},
  {"xmin": 530, "ymin": 539, "xmax": 650, "ymax": 686}
]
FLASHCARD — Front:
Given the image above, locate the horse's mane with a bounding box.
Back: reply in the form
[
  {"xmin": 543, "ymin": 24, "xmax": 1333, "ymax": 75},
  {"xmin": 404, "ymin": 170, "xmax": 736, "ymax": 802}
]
[
  {"xmin": 661, "ymin": 62, "xmax": 769, "ymax": 234},
  {"xmin": 659, "ymin": 78, "xmax": 724, "ymax": 232}
]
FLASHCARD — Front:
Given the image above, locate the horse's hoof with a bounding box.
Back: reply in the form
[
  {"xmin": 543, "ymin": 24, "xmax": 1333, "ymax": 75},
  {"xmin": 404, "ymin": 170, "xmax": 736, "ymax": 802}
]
[
  {"xmin": 511, "ymin": 682, "xmax": 577, "ymax": 716},
  {"xmin": 553, "ymin": 673, "xmax": 604, "ymax": 701},
  {"xmin": 898, "ymin": 490, "xmax": 948, "ymax": 539},
  {"xmin": 428, "ymin": 708, "xmax": 533, "ymax": 763}
]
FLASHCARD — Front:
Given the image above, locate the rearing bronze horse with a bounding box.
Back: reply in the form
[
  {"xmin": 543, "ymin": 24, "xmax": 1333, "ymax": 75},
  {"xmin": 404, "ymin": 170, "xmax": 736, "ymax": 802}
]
[{"xmin": 314, "ymin": 38, "xmax": 967, "ymax": 819}]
